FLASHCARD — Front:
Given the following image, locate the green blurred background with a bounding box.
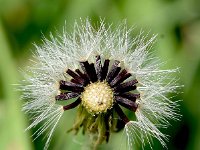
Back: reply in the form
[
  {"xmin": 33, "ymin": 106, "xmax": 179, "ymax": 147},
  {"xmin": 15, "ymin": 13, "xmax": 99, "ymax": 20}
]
[{"xmin": 0, "ymin": 0, "xmax": 200, "ymax": 150}]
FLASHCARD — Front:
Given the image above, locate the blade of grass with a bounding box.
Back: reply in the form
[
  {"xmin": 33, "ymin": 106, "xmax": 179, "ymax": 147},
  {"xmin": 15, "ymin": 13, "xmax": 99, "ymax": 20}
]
[{"xmin": 0, "ymin": 19, "xmax": 32, "ymax": 150}]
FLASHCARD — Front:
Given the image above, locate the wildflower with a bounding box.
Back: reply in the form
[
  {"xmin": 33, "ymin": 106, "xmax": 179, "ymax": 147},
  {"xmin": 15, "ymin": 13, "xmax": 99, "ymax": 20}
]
[{"xmin": 20, "ymin": 19, "xmax": 180, "ymax": 150}]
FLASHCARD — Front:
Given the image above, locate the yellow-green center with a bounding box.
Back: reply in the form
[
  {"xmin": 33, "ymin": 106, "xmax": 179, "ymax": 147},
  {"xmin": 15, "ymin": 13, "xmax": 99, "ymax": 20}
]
[{"xmin": 81, "ymin": 81, "xmax": 114, "ymax": 114}]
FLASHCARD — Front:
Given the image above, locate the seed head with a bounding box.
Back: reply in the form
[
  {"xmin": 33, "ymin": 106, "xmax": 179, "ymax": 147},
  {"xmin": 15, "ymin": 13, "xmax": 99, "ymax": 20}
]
[
  {"xmin": 19, "ymin": 19, "xmax": 180, "ymax": 150},
  {"xmin": 81, "ymin": 81, "xmax": 114, "ymax": 114}
]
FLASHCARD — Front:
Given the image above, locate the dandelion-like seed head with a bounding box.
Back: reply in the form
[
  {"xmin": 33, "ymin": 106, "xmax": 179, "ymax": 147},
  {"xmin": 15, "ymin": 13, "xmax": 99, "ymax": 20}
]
[
  {"xmin": 19, "ymin": 19, "xmax": 180, "ymax": 150},
  {"xmin": 81, "ymin": 81, "xmax": 114, "ymax": 114}
]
